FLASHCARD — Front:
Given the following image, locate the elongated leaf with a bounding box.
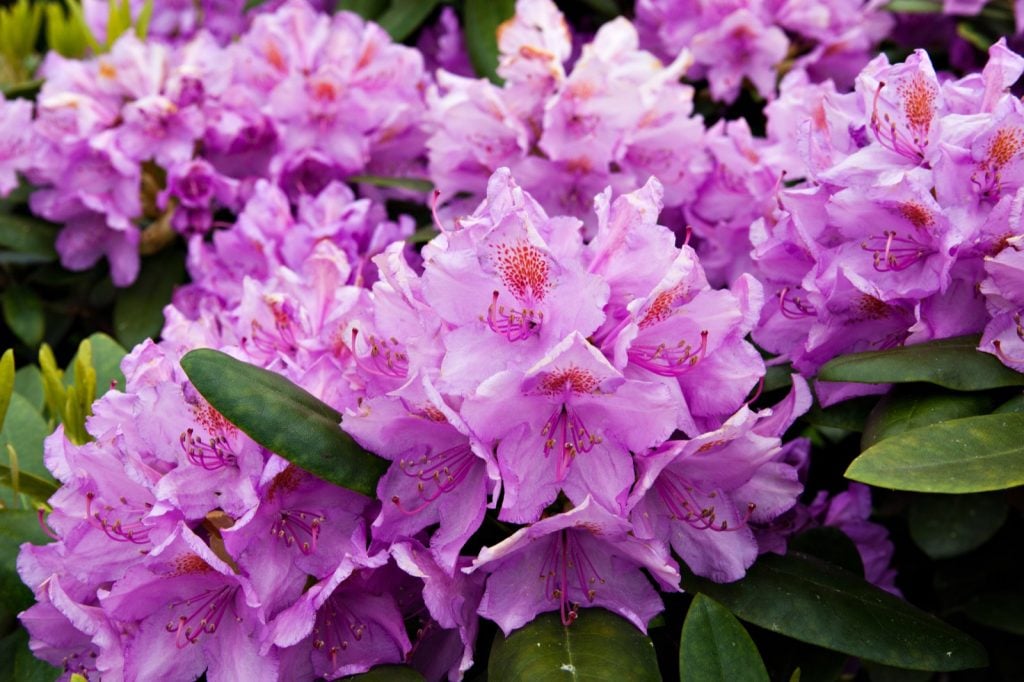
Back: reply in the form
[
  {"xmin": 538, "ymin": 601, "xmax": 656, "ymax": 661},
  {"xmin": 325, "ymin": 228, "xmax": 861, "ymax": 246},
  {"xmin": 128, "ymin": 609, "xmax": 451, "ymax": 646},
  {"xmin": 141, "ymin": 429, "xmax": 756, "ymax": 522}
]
[
  {"xmin": 861, "ymin": 387, "xmax": 996, "ymax": 449},
  {"xmin": 908, "ymin": 492, "xmax": 1008, "ymax": 559},
  {"xmin": 961, "ymin": 592, "xmax": 1024, "ymax": 636},
  {"xmin": 804, "ymin": 396, "xmax": 877, "ymax": 433},
  {"xmin": 884, "ymin": 0, "xmax": 942, "ymax": 12},
  {"xmin": 464, "ymin": 0, "xmax": 516, "ymax": 83},
  {"xmin": 818, "ymin": 335, "xmax": 1024, "ymax": 390},
  {"xmin": 680, "ymin": 552, "xmax": 986, "ymax": 671},
  {"xmin": 0, "ymin": 350, "xmax": 12, "ymax": 433},
  {"xmin": 2, "ymin": 285, "xmax": 45, "ymax": 348},
  {"xmin": 846, "ymin": 413, "xmax": 1024, "ymax": 493},
  {"xmin": 0, "ymin": 393, "xmax": 50, "ymax": 479},
  {"xmin": 349, "ymin": 174, "xmax": 434, "ymax": 193},
  {"xmin": 0, "ymin": 465, "xmax": 58, "ymax": 501},
  {"xmin": 180, "ymin": 349, "xmax": 387, "ymax": 496},
  {"xmin": 113, "ymin": 248, "xmax": 186, "ymax": 347},
  {"xmin": 994, "ymin": 394, "xmax": 1024, "ymax": 413},
  {"xmin": 680, "ymin": 594, "xmax": 768, "ymax": 682},
  {"xmin": 788, "ymin": 527, "xmax": 863, "ymax": 575},
  {"xmin": 374, "ymin": 0, "xmax": 442, "ymax": 41},
  {"xmin": 13, "ymin": 365, "xmax": 43, "ymax": 412},
  {"xmin": 488, "ymin": 608, "xmax": 661, "ymax": 682},
  {"xmin": 0, "ymin": 215, "xmax": 58, "ymax": 259}
]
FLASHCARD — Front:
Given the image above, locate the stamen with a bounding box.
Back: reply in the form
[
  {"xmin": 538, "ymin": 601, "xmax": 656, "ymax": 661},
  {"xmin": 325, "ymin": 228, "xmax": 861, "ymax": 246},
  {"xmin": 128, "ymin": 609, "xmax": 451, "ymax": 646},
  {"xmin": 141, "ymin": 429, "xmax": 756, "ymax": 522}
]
[
  {"xmin": 778, "ymin": 287, "xmax": 815, "ymax": 319},
  {"xmin": 627, "ymin": 330, "xmax": 708, "ymax": 377},
  {"xmin": 485, "ymin": 290, "xmax": 543, "ymax": 341},
  {"xmin": 164, "ymin": 585, "xmax": 239, "ymax": 649},
  {"xmin": 540, "ymin": 530, "xmax": 607, "ymax": 626},
  {"xmin": 350, "ymin": 328, "xmax": 409, "ymax": 378},
  {"xmin": 312, "ymin": 592, "xmax": 368, "ymax": 668},
  {"xmin": 180, "ymin": 428, "xmax": 238, "ymax": 471},
  {"xmin": 540, "ymin": 405, "xmax": 601, "ymax": 481},
  {"xmin": 271, "ymin": 509, "xmax": 325, "ymax": 555},
  {"xmin": 393, "ymin": 444, "xmax": 477, "ymax": 514},
  {"xmin": 84, "ymin": 491, "xmax": 152, "ymax": 544},
  {"xmin": 655, "ymin": 471, "xmax": 756, "ymax": 532},
  {"xmin": 861, "ymin": 230, "xmax": 932, "ymax": 272}
]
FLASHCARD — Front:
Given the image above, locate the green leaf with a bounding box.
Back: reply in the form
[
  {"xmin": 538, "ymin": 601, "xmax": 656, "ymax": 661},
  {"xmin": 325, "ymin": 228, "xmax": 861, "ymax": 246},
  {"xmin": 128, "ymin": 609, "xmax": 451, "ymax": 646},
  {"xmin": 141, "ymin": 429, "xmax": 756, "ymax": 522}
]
[
  {"xmin": 0, "ymin": 393, "xmax": 49, "ymax": 480},
  {"xmin": 113, "ymin": 248, "xmax": 186, "ymax": 347},
  {"xmin": 0, "ymin": 78, "xmax": 43, "ymax": 99},
  {"xmin": 488, "ymin": 608, "xmax": 661, "ymax": 682},
  {"xmin": 762, "ymin": 364, "xmax": 793, "ymax": 394},
  {"xmin": 2, "ymin": 285, "xmax": 45, "ymax": 348},
  {"xmin": 0, "ymin": 215, "xmax": 58, "ymax": 260},
  {"xmin": 342, "ymin": 666, "xmax": 425, "ymax": 681},
  {"xmin": 680, "ymin": 552, "xmax": 987, "ymax": 671},
  {"xmin": 13, "ymin": 365, "xmax": 43, "ymax": 412},
  {"xmin": 994, "ymin": 393, "xmax": 1024, "ymax": 413},
  {"xmin": 0, "ymin": 350, "xmax": 12, "ymax": 433},
  {"xmin": 804, "ymin": 396, "xmax": 877, "ymax": 433},
  {"xmin": 349, "ymin": 174, "xmax": 434, "ymax": 193},
  {"xmin": 66, "ymin": 333, "xmax": 127, "ymax": 396},
  {"xmin": 464, "ymin": 0, "xmax": 516, "ymax": 83},
  {"xmin": 817, "ymin": 335, "xmax": 1024, "ymax": 391},
  {"xmin": 961, "ymin": 592, "xmax": 1024, "ymax": 636},
  {"xmin": 335, "ymin": 0, "xmax": 389, "ymax": 21},
  {"xmin": 883, "ymin": 0, "xmax": 943, "ymax": 12},
  {"xmin": 860, "ymin": 386, "xmax": 997, "ymax": 449},
  {"xmin": 788, "ymin": 527, "xmax": 863, "ymax": 575},
  {"xmin": 578, "ymin": 0, "xmax": 620, "ymax": 17},
  {"xmin": 956, "ymin": 21, "xmax": 992, "ymax": 52},
  {"xmin": 374, "ymin": 0, "xmax": 442, "ymax": 42},
  {"xmin": 908, "ymin": 492, "xmax": 1008, "ymax": 559},
  {"xmin": 406, "ymin": 225, "xmax": 438, "ymax": 244},
  {"xmin": 680, "ymin": 594, "xmax": 768, "ymax": 682},
  {"xmin": 0, "ymin": 510, "xmax": 50, "ymax": 633},
  {"xmin": 0, "ymin": 465, "xmax": 58, "ymax": 502},
  {"xmin": 0, "ymin": 628, "xmax": 61, "ymax": 682},
  {"xmin": 180, "ymin": 349, "xmax": 388, "ymax": 497},
  {"xmin": 846, "ymin": 413, "xmax": 1024, "ymax": 493}
]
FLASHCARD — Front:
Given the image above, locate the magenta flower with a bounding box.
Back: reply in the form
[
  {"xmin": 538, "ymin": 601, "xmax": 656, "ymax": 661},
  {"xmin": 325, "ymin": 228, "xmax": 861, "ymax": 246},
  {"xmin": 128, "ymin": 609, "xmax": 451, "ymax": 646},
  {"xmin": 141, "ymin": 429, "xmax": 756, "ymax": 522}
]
[
  {"xmin": 467, "ymin": 496, "xmax": 680, "ymax": 634},
  {"xmin": 0, "ymin": 95, "xmax": 34, "ymax": 196}
]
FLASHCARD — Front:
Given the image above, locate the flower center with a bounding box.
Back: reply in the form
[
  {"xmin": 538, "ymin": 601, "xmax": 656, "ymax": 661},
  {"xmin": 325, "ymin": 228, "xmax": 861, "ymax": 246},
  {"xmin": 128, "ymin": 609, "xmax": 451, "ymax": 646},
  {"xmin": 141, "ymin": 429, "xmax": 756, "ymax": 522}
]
[
  {"xmin": 861, "ymin": 230, "xmax": 933, "ymax": 272},
  {"xmin": 164, "ymin": 584, "xmax": 239, "ymax": 649},
  {"xmin": 84, "ymin": 492, "xmax": 153, "ymax": 544},
  {"xmin": 392, "ymin": 444, "xmax": 477, "ymax": 514},
  {"xmin": 272, "ymin": 509, "xmax": 326, "ymax": 555},
  {"xmin": 312, "ymin": 593, "xmax": 368, "ymax": 668},
  {"xmin": 655, "ymin": 470, "xmax": 755, "ymax": 532},
  {"xmin": 628, "ymin": 331, "xmax": 708, "ymax": 377},
  {"xmin": 350, "ymin": 328, "xmax": 409, "ymax": 378}
]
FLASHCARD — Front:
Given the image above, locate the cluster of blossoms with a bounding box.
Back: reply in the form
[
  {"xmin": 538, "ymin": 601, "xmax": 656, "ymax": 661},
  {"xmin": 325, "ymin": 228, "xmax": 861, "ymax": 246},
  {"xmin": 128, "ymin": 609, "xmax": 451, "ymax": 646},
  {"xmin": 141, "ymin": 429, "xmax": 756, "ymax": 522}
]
[
  {"xmin": 427, "ymin": 0, "xmax": 706, "ymax": 227},
  {"xmin": 744, "ymin": 38, "xmax": 1024, "ymax": 390},
  {"xmin": 0, "ymin": 0, "xmax": 427, "ymax": 285},
  {"xmin": 17, "ymin": 168, "xmax": 827, "ymax": 679},
  {"xmin": 635, "ymin": 0, "xmax": 895, "ymax": 102}
]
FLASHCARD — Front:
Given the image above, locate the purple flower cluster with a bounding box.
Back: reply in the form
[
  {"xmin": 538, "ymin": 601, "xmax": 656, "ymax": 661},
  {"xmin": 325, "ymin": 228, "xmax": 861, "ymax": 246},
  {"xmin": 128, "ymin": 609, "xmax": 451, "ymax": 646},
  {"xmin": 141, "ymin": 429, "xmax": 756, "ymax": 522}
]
[
  {"xmin": 5, "ymin": 0, "xmax": 427, "ymax": 285},
  {"xmin": 18, "ymin": 168, "xmax": 813, "ymax": 678},
  {"xmin": 745, "ymin": 40, "xmax": 1024, "ymax": 387},
  {"xmin": 427, "ymin": 0, "xmax": 705, "ymax": 227},
  {"xmin": 635, "ymin": 0, "xmax": 894, "ymax": 102}
]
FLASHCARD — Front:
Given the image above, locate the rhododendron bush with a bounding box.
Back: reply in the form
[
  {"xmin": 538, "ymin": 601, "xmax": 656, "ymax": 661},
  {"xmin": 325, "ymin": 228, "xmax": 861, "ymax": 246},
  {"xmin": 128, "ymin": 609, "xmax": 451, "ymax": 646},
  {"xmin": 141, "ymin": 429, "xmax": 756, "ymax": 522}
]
[{"xmin": 2, "ymin": 0, "xmax": 1024, "ymax": 679}]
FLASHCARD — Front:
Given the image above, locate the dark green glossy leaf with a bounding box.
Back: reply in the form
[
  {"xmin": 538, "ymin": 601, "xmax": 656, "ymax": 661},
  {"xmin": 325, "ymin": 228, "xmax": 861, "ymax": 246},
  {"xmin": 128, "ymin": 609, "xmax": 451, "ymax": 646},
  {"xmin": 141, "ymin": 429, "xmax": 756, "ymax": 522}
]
[
  {"xmin": 374, "ymin": 0, "xmax": 442, "ymax": 41},
  {"xmin": 762, "ymin": 364, "xmax": 793, "ymax": 394},
  {"xmin": 680, "ymin": 552, "xmax": 987, "ymax": 671},
  {"xmin": 994, "ymin": 393, "xmax": 1024, "ymax": 413},
  {"xmin": 13, "ymin": 365, "xmax": 43, "ymax": 412},
  {"xmin": 0, "ymin": 78, "xmax": 43, "ymax": 99},
  {"xmin": 788, "ymin": 527, "xmax": 863, "ymax": 575},
  {"xmin": 0, "ymin": 350, "xmax": 12, "ymax": 433},
  {"xmin": 0, "ymin": 628, "xmax": 62, "ymax": 682},
  {"xmin": 680, "ymin": 594, "xmax": 768, "ymax": 682},
  {"xmin": 113, "ymin": 248, "xmax": 186, "ymax": 347},
  {"xmin": 817, "ymin": 335, "xmax": 1024, "ymax": 391},
  {"xmin": 65, "ymin": 333, "xmax": 127, "ymax": 396},
  {"xmin": 488, "ymin": 608, "xmax": 660, "ymax": 682},
  {"xmin": 464, "ymin": 0, "xmax": 516, "ymax": 83},
  {"xmin": 336, "ymin": 0, "xmax": 389, "ymax": 20},
  {"xmin": 578, "ymin": 0, "xmax": 620, "ymax": 16},
  {"xmin": 0, "ymin": 215, "xmax": 58, "ymax": 259},
  {"xmin": 406, "ymin": 225, "xmax": 438, "ymax": 244},
  {"xmin": 2, "ymin": 285, "xmax": 45, "ymax": 348},
  {"xmin": 908, "ymin": 492, "xmax": 1008, "ymax": 559},
  {"xmin": 342, "ymin": 666, "xmax": 425, "ymax": 681},
  {"xmin": 349, "ymin": 174, "xmax": 434, "ymax": 193},
  {"xmin": 0, "ymin": 510, "xmax": 50, "ymax": 633},
  {"xmin": 180, "ymin": 349, "xmax": 388, "ymax": 497},
  {"xmin": 846, "ymin": 413, "xmax": 1024, "ymax": 493},
  {"xmin": 804, "ymin": 396, "xmax": 877, "ymax": 433},
  {"xmin": 961, "ymin": 592, "xmax": 1024, "ymax": 636},
  {"xmin": 883, "ymin": 0, "xmax": 942, "ymax": 12},
  {"xmin": 861, "ymin": 386, "xmax": 997, "ymax": 449}
]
